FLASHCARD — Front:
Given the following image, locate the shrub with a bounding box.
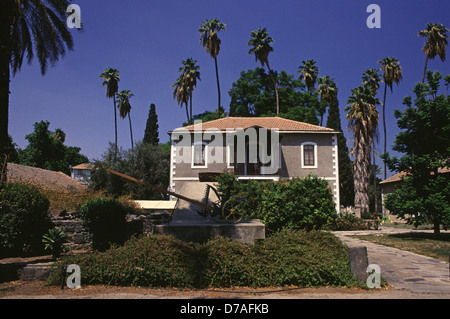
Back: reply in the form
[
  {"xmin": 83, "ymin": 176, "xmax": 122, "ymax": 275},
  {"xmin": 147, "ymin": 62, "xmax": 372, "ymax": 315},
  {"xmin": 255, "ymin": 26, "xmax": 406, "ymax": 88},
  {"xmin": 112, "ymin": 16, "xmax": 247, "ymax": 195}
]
[
  {"xmin": 47, "ymin": 235, "xmax": 196, "ymax": 287},
  {"xmin": 79, "ymin": 197, "xmax": 129, "ymax": 251},
  {"xmin": 0, "ymin": 182, "xmax": 52, "ymax": 256},
  {"xmin": 48, "ymin": 230, "xmax": 362, "ymax": 289},
  {"xmin": 216, "ymin": 173, "xmax": 337, "ymax": 233},
  {"xmin": 325, "ymin": 212, "xmax": 369, "ymax": 231}
]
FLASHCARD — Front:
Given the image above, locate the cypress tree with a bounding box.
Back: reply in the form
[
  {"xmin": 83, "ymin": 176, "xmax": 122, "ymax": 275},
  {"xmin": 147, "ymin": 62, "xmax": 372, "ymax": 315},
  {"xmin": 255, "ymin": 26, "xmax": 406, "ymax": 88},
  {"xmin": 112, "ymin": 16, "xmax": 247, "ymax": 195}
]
[
  {"xmin": 326, "ymin": 97, "xmax": 355, "ymax": 208},
  {"xmin": 143, "ymin": 104, "xmax": 159, "ymax": 146}
]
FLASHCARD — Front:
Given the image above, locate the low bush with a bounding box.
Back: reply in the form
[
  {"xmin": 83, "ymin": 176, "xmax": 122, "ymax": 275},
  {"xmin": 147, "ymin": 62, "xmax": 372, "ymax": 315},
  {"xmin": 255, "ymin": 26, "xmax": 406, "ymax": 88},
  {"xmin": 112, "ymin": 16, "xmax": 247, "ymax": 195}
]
[
  {"xmin": 79, "ymin": 198, "xmax": 130, "ymax": 251},
  {"xmin": 47, "ymin": 230, "xmax": 362, "ymax": 289},
  {"xmin": 0, "ymin": 182, "xmax": 52, "ymax": 257},
  {"xmin": 47, "ymin": 235, "xmax": 197, "ymax": 287},
  {"xmin": 215, "ymin": 173, "xmax": 337, "ymax": 233},
  {"xmin": 325, "ymin": 212, "xmax": 369, "ymax": 231}
]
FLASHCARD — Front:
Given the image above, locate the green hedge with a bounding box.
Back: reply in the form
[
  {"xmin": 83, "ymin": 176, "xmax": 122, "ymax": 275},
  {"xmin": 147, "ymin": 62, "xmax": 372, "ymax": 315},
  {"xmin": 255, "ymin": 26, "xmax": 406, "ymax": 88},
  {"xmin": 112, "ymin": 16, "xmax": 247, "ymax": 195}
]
[
  {"xmin": 47, "ymin": 230, "xmax": 362, "ymax": 288},
  {"xmin": 79, "ymin": 198, "xmax": 130, "ymax": 251},
  {"xmin": 0, "ymin": 183, "xmax": 52, "ymax": 257},
  {"xmin": 216, "ymin": 173, "xmax": 338, "ymax": 233}
]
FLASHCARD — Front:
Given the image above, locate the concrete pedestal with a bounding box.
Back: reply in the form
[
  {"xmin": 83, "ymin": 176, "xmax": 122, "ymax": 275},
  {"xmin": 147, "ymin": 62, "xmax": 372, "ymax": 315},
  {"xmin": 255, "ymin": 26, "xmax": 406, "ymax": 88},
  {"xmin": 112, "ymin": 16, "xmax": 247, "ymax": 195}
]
[{"xmin": 154, "ymin": 219, "xmax": 266, "ymax": 243}]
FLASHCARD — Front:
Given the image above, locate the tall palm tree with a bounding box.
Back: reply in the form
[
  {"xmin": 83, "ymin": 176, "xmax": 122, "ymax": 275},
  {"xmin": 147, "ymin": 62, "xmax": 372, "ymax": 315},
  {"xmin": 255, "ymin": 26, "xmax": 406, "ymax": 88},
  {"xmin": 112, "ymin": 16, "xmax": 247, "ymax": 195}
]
[
  {"xmin": 362, "ymin": 68, "xmax": 381, "ymax": 214},
  {"xmin": 100, "ymin": 68, "xmax": 120, "ymax": 156},
  {"xmin": 116, "ymin": 90, "xmax": 135, "ymax": 150},
  {"xmin": 298, "ymin": 59, "xmax": 319, "ymax": 93},
  {"xmin": 199, "ymin": 18, "xmax": 226, "ymax": 118},
  {"xmin": 345, "ymin": 86, "xmax": 380, "ymax": 214},
  {"xmin": 0, "ymin": 0, "xmax": 74, "ymax": 184},
  {"xmin": 418, "ymin": 23, "xmax": 449, "ymax": 83},
  {"xmin": 248, "ymin": 27, "xmax": 280, "ymax": 115},
  {"xmin": 179, "ymin": 58, "xmax": 201, "ymax": 124},
  {"xmin": 172, "ymin": 75, "xmax": 190, "ymax": 124},
  {"xmin": 378, "ymin": 57, "xmax": 402, "ymax": 179},
  {"xmin": 316, "ymin": 75, "xmax": 337, "ymax": 126},
  {"xmin": 362, "ymin": 68, "xmax": 381, "ymax": 92}
]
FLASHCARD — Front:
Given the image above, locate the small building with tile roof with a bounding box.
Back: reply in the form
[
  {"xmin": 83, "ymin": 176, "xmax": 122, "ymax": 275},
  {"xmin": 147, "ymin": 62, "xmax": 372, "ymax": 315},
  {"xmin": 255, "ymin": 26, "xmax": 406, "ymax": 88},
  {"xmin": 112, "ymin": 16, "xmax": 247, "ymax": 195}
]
[{"xmin": 168, "ymin": 117, "xmax": 341, "ymax": 213}]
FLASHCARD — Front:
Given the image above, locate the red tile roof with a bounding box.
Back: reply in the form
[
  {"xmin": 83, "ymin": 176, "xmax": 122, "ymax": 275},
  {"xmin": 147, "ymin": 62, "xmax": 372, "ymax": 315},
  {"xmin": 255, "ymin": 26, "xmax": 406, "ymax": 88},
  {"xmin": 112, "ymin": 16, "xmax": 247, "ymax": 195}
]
[
  {"xmin": 380, "ymin": 167, "xmax": 450, "ymax": 184},
  {"xmin": 173, "ymin": 117, "xmax": 335, "ymax": 132}
]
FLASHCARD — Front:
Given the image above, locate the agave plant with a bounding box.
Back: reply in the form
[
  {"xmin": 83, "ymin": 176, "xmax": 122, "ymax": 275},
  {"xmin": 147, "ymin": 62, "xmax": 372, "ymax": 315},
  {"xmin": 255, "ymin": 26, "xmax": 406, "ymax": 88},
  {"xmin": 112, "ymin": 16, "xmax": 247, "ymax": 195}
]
[{"xmin": 43, "ymin": 228, "xmax": 68, "ymax": 259}]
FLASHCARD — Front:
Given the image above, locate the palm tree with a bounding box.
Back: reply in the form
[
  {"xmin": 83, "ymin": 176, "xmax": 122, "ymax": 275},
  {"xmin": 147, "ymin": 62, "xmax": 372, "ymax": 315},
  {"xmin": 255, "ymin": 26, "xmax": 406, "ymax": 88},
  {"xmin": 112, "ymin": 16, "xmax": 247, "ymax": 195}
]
[
  {"xmin": 100, "ymin": 68, "xmax": 120, "ymax": 156},
  {"xmin": 116, "ymin": 90, "xmax": 135, "ymax": 150},
  {"xmin": 180, "ymin": 58, "xmax": 201, "ymax": 124},
  {"xmin": 298, "ymin": 59, "xmax": 319, "ymax": 93},
  {"xmin": 172, "ymin": 75, "xmax": 190, "ymax": 124},
  {"xmin": 199, "ymin": 18, "xmax": 226, "ymax": 118},
  {"xmin": 345, "ymin": 86, "xmax": 380, "ymax": 214},
  {"xmin": 248, "ymin": 27, "xmax": 280, "ymax": 115},
  {"xmin": 316, "ymin": 75, "xmax": 337, "ymax": 126},
  {"xmin": 378, "ymin": 57, "xmax": 402, "ymax": 179},
  {"xmin": 361, "ymin": 68, "xmax": 381, "ymax": 214},
  {"xmin": 0, "ymin": 0, "xmax": 74, "ymax": 185},
  {"xmin": 362, "ymin": 68, "xmax": 381, "ymax": 92},
  {"xmin": 418, "ymin": 23, "xmax": 449, "ymax": 83}
]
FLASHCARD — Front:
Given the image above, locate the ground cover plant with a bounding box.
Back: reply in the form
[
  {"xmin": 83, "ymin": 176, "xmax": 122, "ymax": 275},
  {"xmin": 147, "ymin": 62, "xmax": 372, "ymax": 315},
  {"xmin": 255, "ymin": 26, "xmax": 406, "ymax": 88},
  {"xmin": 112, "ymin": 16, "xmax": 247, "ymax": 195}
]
[{"xmin": 47, "ymin": 229, "xmax": 364, "ymax": 289}]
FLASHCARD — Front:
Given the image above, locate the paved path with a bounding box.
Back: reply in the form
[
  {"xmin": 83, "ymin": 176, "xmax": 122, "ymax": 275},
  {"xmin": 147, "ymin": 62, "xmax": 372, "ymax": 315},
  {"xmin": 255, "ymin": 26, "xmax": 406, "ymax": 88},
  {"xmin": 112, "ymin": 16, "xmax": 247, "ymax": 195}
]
[{"xmin": 333, "ymin": 226, "xmax": 450, "ymax": 295}]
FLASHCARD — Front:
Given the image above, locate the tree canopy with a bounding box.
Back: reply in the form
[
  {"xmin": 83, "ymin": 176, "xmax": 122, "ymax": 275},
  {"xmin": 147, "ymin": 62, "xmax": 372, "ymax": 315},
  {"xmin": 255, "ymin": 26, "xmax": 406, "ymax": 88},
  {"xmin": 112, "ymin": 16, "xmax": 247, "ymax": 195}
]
[
  {"xmin": 228, "ymin": 68, "xmax": 319, "ymax": 125},
  {"xmin": 16, "ymin": 120, "xmax": 88, "ymax": 175},
  {"xmin": 382, "ymin": 71, "xmax": 450, "ymax": 234}
]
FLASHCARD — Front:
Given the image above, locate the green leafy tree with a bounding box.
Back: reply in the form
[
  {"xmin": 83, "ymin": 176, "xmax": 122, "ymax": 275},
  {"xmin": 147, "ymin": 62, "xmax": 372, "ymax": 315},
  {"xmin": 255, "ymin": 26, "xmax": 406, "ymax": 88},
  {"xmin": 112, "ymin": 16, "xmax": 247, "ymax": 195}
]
[
  {"xmin": 116, "ymin": 89, "xmax": 135, "ymax": 150},
  {"xmin": 199, "ymin": 18, "xmax": 226, "ymax": 117},
  {"xmin": 174, "ymin": 58, "xmax": 201, "ymax": 124},
  {"xmin": 378, "ymin": 57, "xmax": 402, "ymax": 179},
  {"xmin": 229, "ymin": 68, "xmax": 318, "ymax": 124},
  {"xmin": 0, "ymin": 0, "xmax": 75, "ymax": 185},
  {"xmin": 325, "ymin": 79, "xmax": 355, "ymax": 208},
  {"xmin": 100, "ymin": 68, "xmax": 120, "ymax": 156},
  {"xmin": 90, "ymin": 141, "xmax": 170, "ymax": 200},
  {"xmin": 248, "ymin": 27, "xmax": 280, "ymax": 115},
  {"xmin": 418, "ymin": 23, "xmax": 448, "ymax": 84},
  {"xmin": 444, "ymin": 74, "xmax": 450, "ymax": 93},
  {"xmin": 18, "ymin": 121, "xmax": 88, "ymax": 175},
  {"xmin": 143, "ymin": 103, "xmax": 160, "ymax": 146},
  {"xmin": 382, "ymin": 74, "xmax": 450, "ymax": 234},
  {"xmin": 346, "ymin": 86, "xmax": 380, "ymax": 214}
]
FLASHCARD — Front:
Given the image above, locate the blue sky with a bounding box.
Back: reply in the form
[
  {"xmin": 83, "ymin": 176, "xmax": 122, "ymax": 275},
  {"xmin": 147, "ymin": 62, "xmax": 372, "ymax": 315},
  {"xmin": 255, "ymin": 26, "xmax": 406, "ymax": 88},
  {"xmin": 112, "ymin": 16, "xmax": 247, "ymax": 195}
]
[{"xmin": 8, "ymin": 0, "xmax": 450, "ymax": 178}]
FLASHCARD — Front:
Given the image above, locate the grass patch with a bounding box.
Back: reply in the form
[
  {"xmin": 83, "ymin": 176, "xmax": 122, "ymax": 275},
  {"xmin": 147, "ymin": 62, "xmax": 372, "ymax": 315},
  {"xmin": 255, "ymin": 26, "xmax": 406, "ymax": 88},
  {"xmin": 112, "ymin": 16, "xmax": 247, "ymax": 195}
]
[
  {"xmin": 351, "ymin": 233, "xmax": 450, "ymax": 262},
  {"xmin": 47, "ymin": 229, "xmax": 365, "ymax": 289}
]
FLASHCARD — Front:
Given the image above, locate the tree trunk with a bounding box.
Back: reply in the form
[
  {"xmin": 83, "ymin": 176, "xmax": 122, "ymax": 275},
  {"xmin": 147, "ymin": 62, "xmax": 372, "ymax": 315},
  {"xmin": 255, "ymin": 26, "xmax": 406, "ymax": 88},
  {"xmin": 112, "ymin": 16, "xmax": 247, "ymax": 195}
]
[
  {"xmin": 113, "ymin": 95, "xmax": 118, "ymax": 158},
  {"xmin": 265, "ymin": 62, "xmax": 280, "ymax": 116},
  {"xmin": 0, "ymin": 17, "xmax": 11, "ymax": 186},
  {"xmin": 422, "ymin": 55, "xmax": 429, "ymax": 84},
  {"xmin": 373, "ymin": 140, "xmax": 378, "ymax": 214},
  {"xmin": 214, "ymin": 56, "xmax": 222, "ymax": 117},
  {"xmin": 128, "ymin": 113, "xmax": 133, "ymax": 150},
  {"xmin": 190, "ymin": 92, "xmax": 193, "ymax": 124},
  {"xmin": 382, "ymin": 83, "xmax": 387, "ymax": 180}
]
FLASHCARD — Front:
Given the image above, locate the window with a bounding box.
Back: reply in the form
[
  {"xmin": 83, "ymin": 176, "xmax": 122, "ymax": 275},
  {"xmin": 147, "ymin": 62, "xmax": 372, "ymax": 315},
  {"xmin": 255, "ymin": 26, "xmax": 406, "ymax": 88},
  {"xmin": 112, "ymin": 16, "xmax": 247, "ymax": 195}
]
[
  {"xmin": 301, "ymin": 142, "xmax": 317, "ymax": 168},
  {"xmin": 303, "ymin": 145, "xmax": 315, "ymax": 166},
  {"xmin": 192, "ymin": 142, "xmax": 207, "ymax": 167}
]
